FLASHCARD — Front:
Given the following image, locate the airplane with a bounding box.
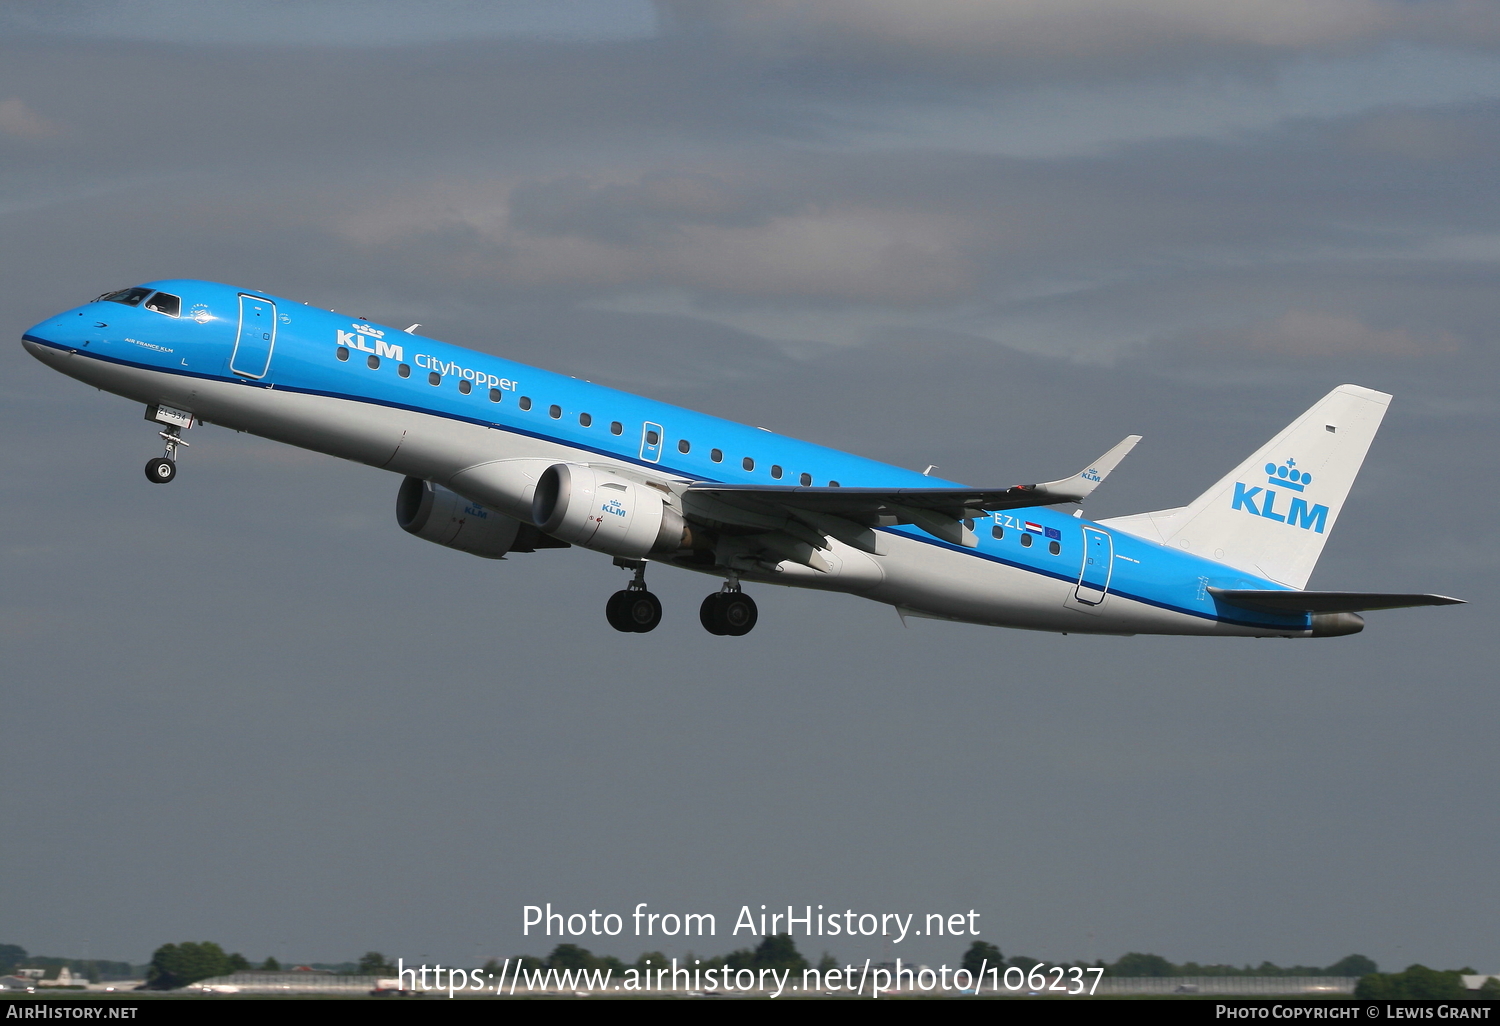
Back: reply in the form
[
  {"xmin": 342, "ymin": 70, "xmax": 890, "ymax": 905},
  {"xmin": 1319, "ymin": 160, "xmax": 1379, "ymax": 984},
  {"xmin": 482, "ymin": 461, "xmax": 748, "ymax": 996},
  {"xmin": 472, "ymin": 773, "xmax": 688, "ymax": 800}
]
[{"xmin": 22, "ymin": 279, "xmax": 1462, "ymax": 638}]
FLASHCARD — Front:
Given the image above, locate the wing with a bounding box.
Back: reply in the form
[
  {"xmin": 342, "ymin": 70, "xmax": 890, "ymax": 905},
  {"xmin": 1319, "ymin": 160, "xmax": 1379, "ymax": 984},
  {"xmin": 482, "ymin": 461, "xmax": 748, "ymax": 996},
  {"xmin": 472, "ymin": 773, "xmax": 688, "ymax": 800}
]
[
  {"xmin": 681, "ymin": 436, "xmax": 1141, "ymax": 560},
  {"xmin": 1208, "ymin": 589, "xmax": 1465, "ymax": 614}
]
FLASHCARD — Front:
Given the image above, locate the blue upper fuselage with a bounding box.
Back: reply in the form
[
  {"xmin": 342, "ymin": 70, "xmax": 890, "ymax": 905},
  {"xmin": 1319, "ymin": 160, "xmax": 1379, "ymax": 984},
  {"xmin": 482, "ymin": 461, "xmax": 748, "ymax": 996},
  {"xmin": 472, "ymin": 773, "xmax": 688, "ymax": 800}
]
[{"xmin": 23, "ymin": 279, "xmax": 1299, "ymax": 630}]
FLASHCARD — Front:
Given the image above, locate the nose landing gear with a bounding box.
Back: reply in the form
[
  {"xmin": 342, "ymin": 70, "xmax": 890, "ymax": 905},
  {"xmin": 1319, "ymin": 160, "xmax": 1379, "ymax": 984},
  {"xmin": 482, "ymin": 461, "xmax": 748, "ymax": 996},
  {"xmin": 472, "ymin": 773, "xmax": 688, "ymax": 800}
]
[
  {"xmin": 144, "ymin": 428, "xmax": 189, "ymax": 484},
  {"xmin": 143, "ymin": 404, "xmax": 193, "ymax": 485},
  {"xmin": 700, "ymin": 579, "xmax": 758, "ymax": 636},
  {"xmin": 606, "ymin": 559, "xmax": 663, "ymax": 633}
]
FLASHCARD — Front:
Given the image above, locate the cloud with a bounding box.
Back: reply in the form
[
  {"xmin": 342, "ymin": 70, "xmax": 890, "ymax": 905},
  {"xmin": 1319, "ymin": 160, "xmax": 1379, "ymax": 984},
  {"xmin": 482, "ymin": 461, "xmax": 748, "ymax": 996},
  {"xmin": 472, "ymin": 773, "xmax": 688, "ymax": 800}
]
[
  {"xmin": 0, "ymin": 98, "xmax": 62, "ymax": 139},
  {"xmin": 1193, "ymin": 310, "xmax": 1464, "ymax": 358},
  {"xmin": 663, "ymin": 0, "xmax": 1500, "ymax": 81},
  {"xmin": 336, "ymin": 175, "xmax": 978, "ymax": 304},
  {"xmin": 0, "ymin": 0, "xmax": 658, "ymax": 46}
]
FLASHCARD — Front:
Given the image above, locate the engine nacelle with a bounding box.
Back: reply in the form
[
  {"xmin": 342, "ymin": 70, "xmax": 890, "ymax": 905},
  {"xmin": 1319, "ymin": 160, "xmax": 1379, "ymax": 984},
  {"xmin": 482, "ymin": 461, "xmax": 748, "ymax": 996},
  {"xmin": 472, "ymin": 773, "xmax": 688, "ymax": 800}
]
[
  {"xmin": 532, "ymin": 463, "xmax": 686, "ymax": 559},
  {"xmin": 397, "ymin": 476, "xmax": 522, "ymax": 559}
]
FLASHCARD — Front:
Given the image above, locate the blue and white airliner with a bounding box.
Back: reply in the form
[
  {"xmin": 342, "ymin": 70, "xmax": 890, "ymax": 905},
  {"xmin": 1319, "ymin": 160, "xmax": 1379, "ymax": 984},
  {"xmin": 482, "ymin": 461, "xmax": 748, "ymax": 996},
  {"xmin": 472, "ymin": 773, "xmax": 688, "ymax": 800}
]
[{"xmin": 22, "ymin": 280, "xmax": 1461, "ymax": 637}]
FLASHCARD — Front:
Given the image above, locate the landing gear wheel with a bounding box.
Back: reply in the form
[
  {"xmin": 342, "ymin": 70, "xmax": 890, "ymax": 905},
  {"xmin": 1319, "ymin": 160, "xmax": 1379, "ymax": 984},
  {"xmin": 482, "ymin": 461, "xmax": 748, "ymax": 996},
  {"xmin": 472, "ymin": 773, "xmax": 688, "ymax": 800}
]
[
  {"xmin": 145, "ymin": 457, "xmax": 176, "ymax": 484},
  {"xmin": 623, "ymin": 590, "xmax": 662, "ymax": 633},
  {"xmin": 718, "ymin": 592, "xmax": 758, "ymax": 636},
  {"xmin": 700, "ymin": 593, "xmax": 727, "ymax": 636},
  {"xmin": 701, "ymin": 591, "xmax": 757, "ymax": 636},
  {"xmin": 606, "ymin": 590, "xmax": 635, "ymax": 632}
]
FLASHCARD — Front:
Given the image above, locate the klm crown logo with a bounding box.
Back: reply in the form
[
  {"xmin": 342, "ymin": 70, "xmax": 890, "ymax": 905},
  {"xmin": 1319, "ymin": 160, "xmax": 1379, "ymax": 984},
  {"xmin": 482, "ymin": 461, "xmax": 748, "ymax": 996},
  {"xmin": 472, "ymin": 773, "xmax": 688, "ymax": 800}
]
[
  {"xmin": 1265, "ymin": 459, "xmax": 1311, "ymax": 492},
  {"xmin": 1231, "ymin": 456, "xmax": 1328, "ymax": 533}
]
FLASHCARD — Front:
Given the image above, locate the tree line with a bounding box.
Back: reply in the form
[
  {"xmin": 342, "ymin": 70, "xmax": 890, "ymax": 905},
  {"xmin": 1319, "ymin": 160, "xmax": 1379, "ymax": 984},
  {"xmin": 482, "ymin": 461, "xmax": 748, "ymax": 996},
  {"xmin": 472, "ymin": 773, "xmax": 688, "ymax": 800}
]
[{"xmin": 13, "ymin": 937, "xmax": 1491, "ymax": 994}]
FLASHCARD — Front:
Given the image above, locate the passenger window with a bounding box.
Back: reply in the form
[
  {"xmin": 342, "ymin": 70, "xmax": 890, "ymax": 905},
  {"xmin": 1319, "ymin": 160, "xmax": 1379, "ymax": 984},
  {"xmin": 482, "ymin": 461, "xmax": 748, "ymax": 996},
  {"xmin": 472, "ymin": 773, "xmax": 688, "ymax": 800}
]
[
  {"xmin": 459, "ymin": 379, "xmax": 472, "ymax": 395},
  {"xmin": 711, "ymin": 449, "xmax": 723, "ymax": 463},
  {"xmin": 428, "ymin": 372, "xmax": 441, "ymax": 386},
  {"xmin": 97, "ymin": 287, "xmax": 150, "ymax": 307},
  {"xmin": 1049, "ymin": 540, "xmax": 1061, "ymax": 555},
  {"xmin": 489, "ymin": 387, "xmax": 502, "ymax": 402},
  {"xmin": 992, "ymin": 525, "xmax": 1004, "ymax": 540},
  {"xmin": 678, "ymin": 439, "xmax": 690, "ymax": 454},
  {"xmin": 799, "ymin": 472, "xmax": 811, "ymax": 486},
  {"xmin": 1021, "ymin": 533, "xmax": 1033, "ymax": 547},
  {"xmin": 646, "ymin": 429, "xmax": 660, "ymax": 445},
  {"xmin": 771, "ymin": 465, "xmax": 783, "ymax": 479},
  {"xmin": 336, "ymin": 347, "xmax": 350, "ymax": 361},
  {"xmin": 580, "ymin": 413, "xmax": 592, "ymax": 427},
  {"xmin": 144, "ymin": 292, "xmax": 181, "ymax": 317},
  {"xmin": 742, "ymin": 457, "xmax": 755, "ymax": 471},
  {"xmin": 367, "ymin": 355, "xmax": 379, "ymax": 369},
  {"xmin": 398, "ymin": 364, "xmax": 411, "ymax": 378},
  {"xmin": 610, "ymin": 421, "xmax": 622, "ymax": 435},
  {"xmin": 829, "ymin": 480, "xmax": 840, "ymax": 487},
  {"xmin": 519, "ymin": 396, "xmax": 532, "ymax": 411},
  {"xmin": 549, "ymin": 405, "xmax": 561, "ymax": 419}
]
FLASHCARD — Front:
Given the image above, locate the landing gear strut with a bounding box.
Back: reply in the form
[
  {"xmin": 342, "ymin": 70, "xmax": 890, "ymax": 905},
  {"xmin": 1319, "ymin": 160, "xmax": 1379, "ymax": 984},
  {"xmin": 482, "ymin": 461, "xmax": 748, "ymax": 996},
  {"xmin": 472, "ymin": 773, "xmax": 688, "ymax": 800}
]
[
  {"xmin": 606, "ymin": 559, "xmax": 662, "ymax": 633},
  {"xmin": 144, "ymin": 426, "xmax": 188, "ymax": 484},
  {"xmin": 700, "ymin": 578, "xmax": 758, "ymax": 636}
]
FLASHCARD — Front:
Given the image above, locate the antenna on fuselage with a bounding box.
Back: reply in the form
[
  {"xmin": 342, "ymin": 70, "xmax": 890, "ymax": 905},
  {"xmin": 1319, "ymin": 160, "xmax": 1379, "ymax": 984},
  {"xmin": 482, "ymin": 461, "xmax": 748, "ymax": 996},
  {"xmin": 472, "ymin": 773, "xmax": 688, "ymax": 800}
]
[
  {"xmin": 922, "ymin": 465, "xmax": 938, "ymax": 476},
  {"xmin": 404, "ymin": 324, "xmax": 421, "ymax": 334}
]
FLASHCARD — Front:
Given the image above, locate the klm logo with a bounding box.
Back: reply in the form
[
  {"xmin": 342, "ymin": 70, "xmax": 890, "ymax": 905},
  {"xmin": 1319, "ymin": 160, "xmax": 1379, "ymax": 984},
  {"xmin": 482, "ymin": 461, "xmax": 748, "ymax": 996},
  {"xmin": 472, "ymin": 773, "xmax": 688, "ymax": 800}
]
[
  {"xmin": 337, "ymin": 322, "xmax": 404, "ymax": 361},
  {"xmin": 1231, "ymin": 459, "xmax": 1328, "ymax": 533},
  {"xmin": 1081, "ymin": 467, "xmax": 1102, "ymax": 483},
  {"xmin": 601, "ymin": 499, "xmax": 627, "ymax": 518}
]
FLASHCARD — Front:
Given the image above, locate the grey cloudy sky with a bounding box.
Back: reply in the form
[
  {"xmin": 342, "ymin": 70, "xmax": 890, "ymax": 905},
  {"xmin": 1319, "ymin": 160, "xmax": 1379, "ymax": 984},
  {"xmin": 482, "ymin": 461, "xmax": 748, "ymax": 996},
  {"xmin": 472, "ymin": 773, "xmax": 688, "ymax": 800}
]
[{"xmin": 3, "ymin": 1, "xmax": 1497, "ymax": 973}]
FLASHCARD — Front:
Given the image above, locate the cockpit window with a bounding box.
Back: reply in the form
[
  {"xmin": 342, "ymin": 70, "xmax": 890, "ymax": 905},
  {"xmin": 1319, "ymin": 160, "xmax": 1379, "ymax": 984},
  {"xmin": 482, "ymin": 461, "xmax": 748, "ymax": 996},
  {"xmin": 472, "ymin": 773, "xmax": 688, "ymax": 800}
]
[
  {"xmin": 96, "ymin": 287, "xmax": 152, "ymax": 307},
  {"xmin": 144, "ymin": 292, "xmax": 181, "ymax": 317}
]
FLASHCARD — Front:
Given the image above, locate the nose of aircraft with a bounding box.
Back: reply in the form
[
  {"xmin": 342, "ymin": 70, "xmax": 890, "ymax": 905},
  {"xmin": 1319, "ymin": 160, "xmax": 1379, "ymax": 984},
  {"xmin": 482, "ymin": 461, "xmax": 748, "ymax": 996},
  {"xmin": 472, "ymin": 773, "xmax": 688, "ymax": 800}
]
[{"xmin": 22, "ymin": 307, "xmax": 95, "ymax": 363}]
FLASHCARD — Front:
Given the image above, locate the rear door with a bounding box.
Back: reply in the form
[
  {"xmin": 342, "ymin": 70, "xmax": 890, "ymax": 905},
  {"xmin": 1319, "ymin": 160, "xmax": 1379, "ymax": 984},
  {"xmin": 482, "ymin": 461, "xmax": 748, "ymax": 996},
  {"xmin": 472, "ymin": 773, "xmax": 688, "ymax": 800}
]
[
  {"xmin": 231, "ymin": 294, "xmax": 276, "ymax": 378},
  {"xmin": 1074, "ymin": 527, "xmax": 1113, "ymax": 605}
]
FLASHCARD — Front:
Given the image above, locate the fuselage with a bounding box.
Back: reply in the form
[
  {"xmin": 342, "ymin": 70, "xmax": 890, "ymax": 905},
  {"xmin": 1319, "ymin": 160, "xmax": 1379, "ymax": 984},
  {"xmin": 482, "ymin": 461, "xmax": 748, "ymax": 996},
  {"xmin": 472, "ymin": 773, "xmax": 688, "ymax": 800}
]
[{"xmin": 22, "ymin": 279, "xmax": 1314, "ymax": 637}]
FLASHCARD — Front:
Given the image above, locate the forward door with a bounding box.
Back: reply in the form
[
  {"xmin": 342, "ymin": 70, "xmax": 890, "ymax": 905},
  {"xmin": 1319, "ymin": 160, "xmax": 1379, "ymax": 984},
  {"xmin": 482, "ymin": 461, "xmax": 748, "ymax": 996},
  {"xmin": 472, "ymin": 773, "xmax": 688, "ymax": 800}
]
[{"xmin": 231, "ymin": 294, "xmax": 277, "ymax": 378}]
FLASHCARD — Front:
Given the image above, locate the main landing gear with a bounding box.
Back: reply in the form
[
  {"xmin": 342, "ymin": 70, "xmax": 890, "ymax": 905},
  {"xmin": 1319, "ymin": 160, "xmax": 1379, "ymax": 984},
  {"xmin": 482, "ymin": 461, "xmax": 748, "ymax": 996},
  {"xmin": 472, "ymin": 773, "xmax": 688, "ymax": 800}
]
[
  {"xmin": 700, "ymin": 581, "xmax": 758, "ymax": 637},
  {"xmin": 606, "ymin": 560, "xmax": 663, "ymax": 633},
  {"xmin": 144, "ymin": 425, "xmax": 189, "ymax": 484},
  {"xmin": 603, "ymin": 561, "xmax": 760, "ymax": 636}
]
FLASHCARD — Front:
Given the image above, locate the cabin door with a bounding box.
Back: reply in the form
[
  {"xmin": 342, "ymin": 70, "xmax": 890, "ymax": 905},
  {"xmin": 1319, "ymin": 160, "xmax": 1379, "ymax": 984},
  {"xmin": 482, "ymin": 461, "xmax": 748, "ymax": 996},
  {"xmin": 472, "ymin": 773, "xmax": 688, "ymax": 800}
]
[
  {"xmin": 231, "ymin": 294, "xmax": 277, "ymax": 378},
  {"xmin": 1074, "ymin": 527, "xmax": 1113, "ymax": 605}
]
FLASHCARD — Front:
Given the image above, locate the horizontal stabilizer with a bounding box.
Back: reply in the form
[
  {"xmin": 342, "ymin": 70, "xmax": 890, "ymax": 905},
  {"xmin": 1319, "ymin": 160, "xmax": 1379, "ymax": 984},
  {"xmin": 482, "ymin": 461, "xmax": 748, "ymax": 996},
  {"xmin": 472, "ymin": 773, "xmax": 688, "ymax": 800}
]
[{"xmin": 1208, "ymin": 589, "xmax": 1465, "ymax": 614}]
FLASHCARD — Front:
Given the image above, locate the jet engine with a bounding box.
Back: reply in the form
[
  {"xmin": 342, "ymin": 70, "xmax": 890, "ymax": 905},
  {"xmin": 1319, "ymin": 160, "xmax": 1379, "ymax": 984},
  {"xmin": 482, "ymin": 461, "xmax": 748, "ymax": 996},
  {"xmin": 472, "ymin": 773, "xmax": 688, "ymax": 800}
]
[
  {"xmin": 397, "ymin": 476, "xmax": 565, "ymax": 559},
  {"xmin": 531, "ymin": 463, "xmax": 687, "ymax": 559}
]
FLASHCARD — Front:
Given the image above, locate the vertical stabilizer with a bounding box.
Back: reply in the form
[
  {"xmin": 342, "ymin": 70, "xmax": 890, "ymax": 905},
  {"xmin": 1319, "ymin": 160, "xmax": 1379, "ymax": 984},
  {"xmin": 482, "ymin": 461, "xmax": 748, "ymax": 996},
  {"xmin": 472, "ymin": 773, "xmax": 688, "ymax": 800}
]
[{"xmin": 1099, "ymin": 384, "xmax": 1390, "ymax": 589}]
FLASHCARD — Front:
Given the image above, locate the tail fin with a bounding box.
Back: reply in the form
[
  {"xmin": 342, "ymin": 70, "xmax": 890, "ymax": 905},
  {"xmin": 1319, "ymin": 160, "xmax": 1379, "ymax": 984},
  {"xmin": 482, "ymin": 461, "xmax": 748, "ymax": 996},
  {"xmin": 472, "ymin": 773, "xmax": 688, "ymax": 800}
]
[{"xmin": 1099, "ymin": 384, "xmax": 1391, "ymax": 589}]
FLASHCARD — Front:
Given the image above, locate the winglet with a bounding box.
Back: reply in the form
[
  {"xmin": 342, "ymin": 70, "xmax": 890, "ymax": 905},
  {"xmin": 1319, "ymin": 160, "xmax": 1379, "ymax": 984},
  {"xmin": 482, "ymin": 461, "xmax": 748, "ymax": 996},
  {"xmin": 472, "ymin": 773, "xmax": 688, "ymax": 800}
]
[{"xmin": 1031, "ymin": 435, "xmax": 1142, "ymax": 503}]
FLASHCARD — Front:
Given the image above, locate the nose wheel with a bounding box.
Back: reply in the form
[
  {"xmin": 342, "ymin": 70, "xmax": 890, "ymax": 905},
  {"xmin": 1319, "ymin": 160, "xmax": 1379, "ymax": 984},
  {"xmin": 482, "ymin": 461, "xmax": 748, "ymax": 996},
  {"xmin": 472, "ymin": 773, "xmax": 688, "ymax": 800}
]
[
  {"xmin": 606, "ymin": 559, "xmax": 662, "ymax": 633},
  {"xmin": 144, "ymin": 456, "xmax": 177, "ymax": 483},
  {"xmin": 144, "ymin": 416, "xmax": 190, "ymax": 485},
  {"xmin": 700, "ymin": 584, "xmax": 758, "ymax": 636}
]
